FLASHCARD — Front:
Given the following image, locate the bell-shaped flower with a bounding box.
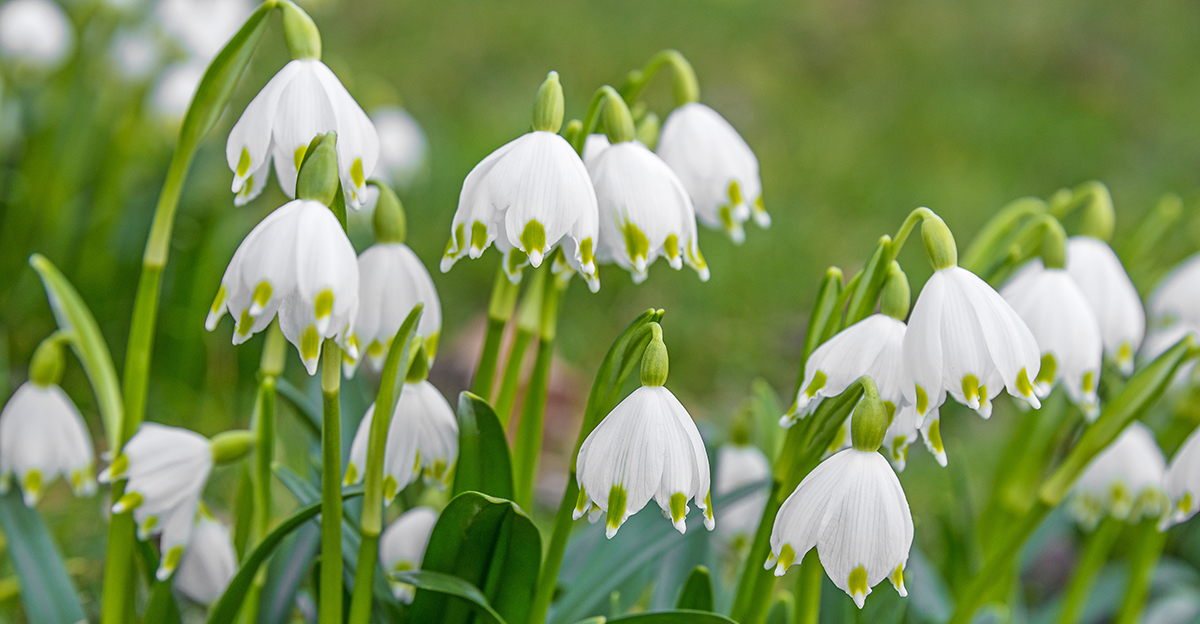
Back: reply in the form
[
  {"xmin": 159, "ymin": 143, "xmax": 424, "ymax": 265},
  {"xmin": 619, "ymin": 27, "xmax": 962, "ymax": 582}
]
[
  {"xmin": 0, "ymin": 0, "xmax": 74, "ymax": 72},
  {"xmin": 1144, "ymin": 253, "xmax": 1200, "ymax": 377},
  {"xmin": 1002, "ymin": 260, "xmax": 1103, "ymax": 419},
  {"xmin": 370, "ymin": 106, "xmax": 429, "ymax": 189},
  {"xmin": 440, "ymin": 130, "xmax": 599, "ymax": 289},
  {"xmin": 766, "ymin": 448, "xmax": 913, "ymax": 608},
  {"xmin": 99, "ymin": 423, "xmax": 213, "ymax": 580},
  {"xmin": 348, "ymin": 243, "xmax": 441, "ymax": 374},
  {"xmin": 656, "ymin": 103, "xmax": 766, "ymax": 243},
  {"xmin": 225, "ymin": 59, "xmax": 379, "ymax": 208},
  {"xmin": 1065, "ymin": 236, "xmax": 1145, "ymax": 374},
  {"xmin": 174, "ymin": 508, "xmax": 237, "ymax": 605},
  {"xmin": 714, "ymin": 443, "xmax": 770, "ymax": 541},
  {"xmin": 787, "ymin": 314, "xmax": 907, "ymax": 424},
  {"xmin": 588, "ymin": 136, "xmax": 708, "ymax": 283},
  {"xmin": 206, "ymin": 199, "xmax": 360, "ymax": 375},
  {"xmin": 345, "ymin": 380, "xmax": 458, "ymax": 502},
  {"xmin": 1070, "ymin": 422, "xmax": 1168, "ymax": 530},
  {"xmin": 0, "ymin": 382, "xmax": 96, "ymax": 506},
  {"xmin": 380, "ymin": 506, "xmax": 438, "ymax": 603},
  {"xmin": 902, "ymin": 266, "xmax": 1042, "ymax": 420},
  {"xmin": 1159, "ymin": 426, "xmax": 1200, "ymax": 530},
  {"xmin": 881, "ymin": 402, "xmax": 925, "ymax": 472},
  {"xmin": 916, "ymin": 407, "xmax": 946, "ymax": 467},
  {"xmin": 574, "ymin": 385, "xmax": 714, "ymax": 538}
]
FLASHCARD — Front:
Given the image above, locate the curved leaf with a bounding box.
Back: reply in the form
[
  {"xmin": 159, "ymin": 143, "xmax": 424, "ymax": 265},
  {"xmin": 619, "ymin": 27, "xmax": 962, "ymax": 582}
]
[
  {"xmin": 674, "ymin": 566, "xmax": 713, "ymax": 612},
  {"xmin": 0, "ymin": 490, "xmax": 86, "ymax": 624},
  {"xmin": 276, "ymin": 378, "xmax": 321, "ymax": 437},
  {"xmin": 393, "ymin": 570, "xmax": 506, "ymax": 624},
  {"xmin": 580, "ymin": 309, "xmax": 664, "ymax": 441},
  {"xmin": 258, "ymin": 522, "xmax": 319, "ymax": 624},
  {"xmin": 607, "ymin": 611, "xmax": 738, "ymax": 623},
  {"xmin": 452, "ymin": 392, "xmax": 514, "ymax": 499},
  {"xmin": 409, "ymin": 492, "xmax": 541, "ymax": 624}
]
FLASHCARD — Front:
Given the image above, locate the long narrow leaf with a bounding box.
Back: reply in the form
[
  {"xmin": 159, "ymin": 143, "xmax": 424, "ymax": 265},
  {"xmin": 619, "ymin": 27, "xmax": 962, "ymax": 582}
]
[
  {"xmin": 452, "ymin": 392, "xmax": 514, "ymax": 499},
  {"xmin": 276, "ymin": 378, "xmax": 321, "ymax": 437},
  {"xmin": 393, "ymin": 570, "xmax": 506, "ymax": 624},
  {"xmin": 607, "ymin": 610, "xmax": 738, "ymax": 623},
  {"xmin": 0, "ymin": 489, "xmax": 86, "ymax": 624}
]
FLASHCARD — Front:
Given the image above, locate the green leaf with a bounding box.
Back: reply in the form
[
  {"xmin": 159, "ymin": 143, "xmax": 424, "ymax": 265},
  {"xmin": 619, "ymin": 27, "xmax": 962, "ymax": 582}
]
[
  {"xmin": 276, "ymin": 377, "xmax": 321, "ymax": 437},
  {"xmin": 409, "ymin": 492, "xmax": 541, "ymax": 624},
  {"xmin": 606, "ymin": 610, "xmax": 738, "ymax": 623},
  {"xmin": 765, "ymin": 592, "xmax": 794, "ymax": 624},
  {"xmin": 844, "ymin": 236, "xmax": 893, "ymax": 326},
  {"xmin": 673, "ymin": 566, "xmax": 713, "ymax": 611},
  {"xmin": 257, "ymin": 522, "xmax": 319, "ymax": 624},
  {"xmin": 233, "ymin": 463, "xmax": 255, "ymax": 559},
  {"xmin": 0, "ymin": 489, "xmax": 86, "ymax": 624},
  {"xmin": 393, "ymin": 570, "xmax": 507, "ymax": 624},
  {"xmin": 29, "ymin": 254, "xmax": 123, "ymax": 446},
  {"xmin": 578, "ymin": 309, "xmax": 664, "ymax": 452},
  {"xmin": 452, "ymin": 392, "xmax": 514, "ymax": 500}
]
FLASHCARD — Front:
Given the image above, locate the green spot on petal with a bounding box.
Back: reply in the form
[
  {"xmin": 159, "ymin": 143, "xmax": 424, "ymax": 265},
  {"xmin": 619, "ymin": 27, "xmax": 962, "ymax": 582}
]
[
  {"xmin": 607, "ymin": 485, "xmax": 628, "ymax": 534},
  {"xmin": 848, "ymin": 565, "xmax": 869, "ymax": 599},
  {"xmin": 351, "ymin": 157, "xmax": 364, "ymax": 188},
  {"xmin": 961, "ymin": 374, "xmax": 980, "ymax": 405},
  {"xmin": 161, "ymin": 545, "xmax": 184, "ymax": 575},
  {"xmin": 293, "ymin": 145, "xmax": 307, "ymax": 170},
  {"xmin": 471, "ymin": 221, "xmax": 488, "ymax": 251},
  {"xmin": 1082, "ymin": 370, "xmax": 1096, "ymax": 394},
  {"xmin": 314, "ymin": 289, "xmax": 334, "ymax": 320},
  {"xmin": 805, "ymin": 370, "xmax": 827, "ymax": 398},
  {"xmin": 575, "ymin": 485, "xmax": 589, "ymax": 513},
  {"xmin": 22, "ymin": 470, "xmax": 41, "ymax": 502},
  {"xmin": 520, "ymin": 220, "xmax": 547, "ymax": 256},
  {"xmin": 252, "ymin": 281, "xmax": 273, "ymax": 312},
  {"xmin": 1017, "ymin": 367, "xmax": 1035, "ymax": 398},
  {"xmin": 728, "ymin": 180, "xmax": 744, "ymax": 206},
  {"xmin": 237, "ymin": 147, "xmax": 251, "ymax": 177},
  {"xmin": 664, "ymin": 234, "xmax": 680, "ymax": 260},
  {"xmin": 210, "ymin": 285, "xmax": 228, "ymax": 315},
  {"xmin": 669, "ymin": 492, "xmax": 687, "ymax": 524},
  {"xmin": 928, "ymin": 419, "xmax": 944, "ymax": 454},
  {"xmin": 344, "ymin": 463, "xmax": 358, "ymax": 485},
  {"xmin": 1037, "ymin": 353, "xmax": 1058, "ymax": 386},
  {"xmin": 383, "ymin": 475, "xmax": 399, "ymax": 502},
  {"xmin": 580, "ymin": 238, "xmax": 595, "ymax": 268},
  {"xmin": 775, "ymin": 543, "xmax": 796, "ymax": 572},
  {"xmin": 622, "ymin": 220, "xmax": 649, "ymax": 268},
  {"xmin": 915, "ymin": 385, "xmax": 929, "ymax": 414},
  {"xmin": 301, "ymin": 325, "xmax": 321, "ymax": 362}
]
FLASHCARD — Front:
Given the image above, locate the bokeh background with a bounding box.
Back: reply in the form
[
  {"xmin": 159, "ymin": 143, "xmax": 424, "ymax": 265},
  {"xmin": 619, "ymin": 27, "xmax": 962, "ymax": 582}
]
[{"xmin": 4, "ymin": 0, "xmax": 1200, "ymax": 621}]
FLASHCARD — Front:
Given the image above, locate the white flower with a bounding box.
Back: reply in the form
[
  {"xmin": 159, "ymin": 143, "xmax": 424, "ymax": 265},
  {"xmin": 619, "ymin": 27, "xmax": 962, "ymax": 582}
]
[
  {"xmin": 345, "ymin": 380, "xmax": 457, "ymax": 502},
  {"xmin": 226, "ymin": 59, "xmax": 380, "ymax": 209},
  {"xmin": 1001, "ymin": 260, "xmax": 1103, "ymax": 419},
  {"xmin": 574, "ymin": 385, "xmax": 714, "ymax": 538},
  {"xmin": 882, "ymin": 403, "xmax": 923, "ymax": 471},
  {"xmin": 1065, "ymin": 236, "xmax": 1145, "ymax": 374},
  {"xmin": 380, "ymin": 506, "xmax": 438, "ymax": 603},
  {"xmin": 206, "ymin": 199, "xmax": 360, "ymax": 375},
  {"xmin": 370, "ymin": 106, "xmax": 428, "ymax": 189},
  {"xmin": 581, "ymin": 133, "xmax": 611, "ymax": 166},
  {"xmin": 656, "ymin": 103, "xmax": 766, "ymax": 243},
  {"xmin": 916, "ymin": 407, "xmax": 946, "ymax": 467},
  {"xmin": 110, "ymin": 29, "xmax": 160, "ymax": 83},
  {"xmin": 587, "ymin": 138, "xmax": 708, "ymax": 284},
  {"xmin": 1144, "ymin": 253, "xmax": 1200, "ymax": 374},
  {"xmin": 174, "ymin": 509, "xmax": 237, "ymax": 605},
  {"xmin": 1160, "ymin": 426, "xmax": 1200, "ymax": 530},
  {"xmin": 99, "ymin": 423, "xmax": 213, "ymax": 580},
  {"xmin": 902, "ymin": 266, "xmax": 1042, "ymax": 421},
  {"xmin": 1070, "ymin": 422, "xmax": 1167, "ymax": 529},
  {"xmin": 0, "ymin": 382, "xmax": 96, "ymax": 506},
  {"xmin": 347, "ymin": 243, "xmax": 441, "ymax": 374},
  {"xmin": 766, "ymin": 448, "xmax": 912, "ymax": 608},
  {"xmin": 151, "ymin": 61, "xmax": 204, "ymax": 123},
  {"xmin": 440, "ymin": 131, "xmax": 599, "ymax": 291},
  {"xmin": 0, "ymin": 0, "xmax": 74, "ymax": 72},
  {"xmin": 714, "ymin": 444, "xmax": 770, "ymax": 541},
  {"xmin": 787, "ymin": 314, "xmax": 907, "ymax": 424},
  {"xmin": 155, "ymin": 0, "xmax": 250, "ymax": 61}
]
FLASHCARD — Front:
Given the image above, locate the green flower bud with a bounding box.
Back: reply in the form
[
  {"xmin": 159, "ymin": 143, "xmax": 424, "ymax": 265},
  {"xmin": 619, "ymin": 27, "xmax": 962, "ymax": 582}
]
[
  {"xmin": 532, "ymin": 71, "xmax": 564, "ymax": 133},
  {"xmin": 29, "ymin": 335, "xmax": 66, "ymax": 387},
  {"xmin": 280, "ymin": 0, "xmax": 321, "ymax": 60},
  {"xmin": 921, "ymin": 212, "xmax": 958, "ymax": 270},
  {"xmin": 602, "ymin": 92, "xmax": 636, "ymax": 145},
  {"xmin": 296, "ymin": 132, "xmax": 339, "ymax": 206},
  {"xmin": 1075, "ymin": 181, "xmax": 1115, "ymax": 242},
  {"xmin": 370, "ymin": 179, "xmax": 407, "ymax": 244},
  {"xmin": 1040, "ymin": 216, "xmax": 1068, "ymax": 270},
  {"xmin": 210, "ymin": 430, "xmax": 255, "ymax": 464},
  {"xmin": 563, "ymin": 118, "xmax": 584, "ymax": 147},
  {"xmin": 850, "ymin": 378, "xmax": 888, "ymax": 453},
  {"xmin": 880, "ymin": 261, "xmax": 910, "ymax": 320},
  {"xmin": 636, "ymin": 111, "xmax": 661, "ymax": 150},
  {"xmin": 405, "ymin": 341, "xmax": 430, "ymax": 384},
  {"xmin": 640, "ymin": 324, "xmax": 669, "ymax": 387}
]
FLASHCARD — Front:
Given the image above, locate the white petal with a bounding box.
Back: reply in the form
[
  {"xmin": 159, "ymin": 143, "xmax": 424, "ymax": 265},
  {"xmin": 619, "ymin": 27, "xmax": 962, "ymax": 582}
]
[
  {"xmin": 901, "ymin": 271, "xmax": 948, "ymax": 417},
  {"xmin": 715, "ymin": 444, "xmax": 770, "ymax": 538},
  {"xmin": 1073, "ymin": 422, "xmax": 1167, "ymax": 525},
  {"xmin": 1066, "ymin": 237, "xmax": 1145, "ymax": 373},
  {"xmin": 353, "ymin": 243, "xmax": 441, "ymax": 372},
  {"xmin": 311, "ymin": 61, "xmax": 379, "ymax": 209},
  {"xmin": 174, "ymin": 514, "xmax": 237, "ymax": 604},
  {"xmin": 792, "ymin": 315, "xmax": 907, "ymax": 420},
  {"xmin": 954, "ymin": 267, "xmax": 1041, "ymax": 409},
  {"xmin": 269, "ymin": 60, "xmax": 337, "ymax": 198},
  {"xmin": 226, "ymin": 61, "xmax": 301, "ymax": 195}
]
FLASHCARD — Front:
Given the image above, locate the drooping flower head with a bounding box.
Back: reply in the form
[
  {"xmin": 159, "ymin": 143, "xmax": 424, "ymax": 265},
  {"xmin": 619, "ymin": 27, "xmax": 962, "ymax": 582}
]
[
  {"xmin": 787, "ymin": 314, "xmax": 907, "ymax": 424},
  {"xmin": 1159, "ymin": 426, "xmax": 1200, "ymax": 530},
  {"xmin": 226, "ymin": 59, "xmax": 379, "ymax": 209},
  {"xmin": 380, "ymin": 506, "xmax": 438, "ymax": 603},
  {"xmin": 1065, "ymin": 236, "xmax": 1145, "ymax": 375},
  {"xmin": 206, "ymin": 199, "xmax": 360, "ymax": 375},
  {"xmin": 1143, "ymin": 253, "xmax": 1200, "ymax": 374},
  {"xmin": 714, "ymin": 443, "xmax": 770, "ymax": 542},
  {"xmin": 0, "ymin": 0, "xmax": 74, "ymax": 72},
  {"xmin": 174, "ymin": 507, "xmax": 237, "ymax": 605},
  {"xmin": 370, "ymin": 105, "xmax": 429, "ymax": 190},
  {"xmin": 1070, "ymin": 422, "xmax": 1168, "ymax": 530},
  {"xmin": 348, "ymin": 243, "xmax": 441, "ymax": 374}
]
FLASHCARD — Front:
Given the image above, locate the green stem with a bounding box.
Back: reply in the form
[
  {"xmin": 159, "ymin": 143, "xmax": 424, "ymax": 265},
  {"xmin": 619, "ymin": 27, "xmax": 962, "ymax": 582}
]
[
  {"xmin": 319, "ymin": 340, "xmax": 343, "ymax": 624},
  {"xmin": 795, "ymin": 550, "xmax": 822, "ymax": 624},
  {"xmin": 571, "ymin": 86, "xmax": 626, "ymax": 155},
  {"xmin": 1113, "ymin": 519, "xmax": 1167, "ymax": 624},
  {"xmin": 256, "ymin": 322, "xmax": 286, "ymax": 539},
  {"xmin": 889, "ymin": 207, "xmax": 937, "ymax": 258},
  {"xmin": 948, "ymin": 502, "xmax": 1051, "ymax": 624},
  {"xmin": 620, "ymin": 49, "xmax": 700, "ymax": 106},
  {"xmin": 529, "ymin": 478, "xmax": 579, "ymax": 624},
  {"xmin": 496, "ymin": 266, "xmax": 546, "ymax": 425},
  {"xmin": 473, "ymin": 266, "xmax": 519, "ymax": 400},
  {"xmin": 512, "ymin": 275, "xmax": 564, "ymax": 510},
  {"xmin": 1056, "ymin": 517, "xmax": 1123, "ymax": 624}
]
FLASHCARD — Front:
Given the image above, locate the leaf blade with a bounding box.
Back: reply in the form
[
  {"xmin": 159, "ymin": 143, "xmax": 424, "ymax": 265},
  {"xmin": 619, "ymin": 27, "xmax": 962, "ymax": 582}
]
[
  {"xmin": 0, "ymin": 489, "xmax": 86, "ymax": 624},
  {"xmin": 452, "ymin": 392, "xmax": 514, "ymax": 500}
]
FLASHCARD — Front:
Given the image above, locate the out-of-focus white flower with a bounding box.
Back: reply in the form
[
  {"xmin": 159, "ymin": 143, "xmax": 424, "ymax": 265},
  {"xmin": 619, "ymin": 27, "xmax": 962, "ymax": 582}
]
[
  {"xmin": 656, "ymin": 102, "xmax": 766, "ymax": 243},
  {"xmin": 380, "ymin": 506, "xmax": 438, "ymax": 603},
  {"xmin": 881, "ymin": 403, "xmax": 922, "ymax": 471},
  {"xmin": 370, "ymin": 106, "xmax": 428, "ymax": 189},
  {"xmin": 346, "ymin": 243, "xmax": 440, "ymax": 375},
  {"xmin": 916, "ymin": 407, "xmax": 945, "ymax": 467},
  {"xmin": 155, "ymin": 0, "xmax": 250, "ymax": 61},
  {"xmin": 575, "ymin": 385, "xmax": 713, "ymax": 538},
  {"xmin": 345, "ymin": 381, "xmax": 458, "ymax": 502},
  {"xmin": 100, "ymin": 423, "xmax": 213, "ymax": 580},
  {"xmin": 0, "ymin": 0, "xmax": 74, "ymax": 72},
  {"xmin": 440, "ymin": 131, "xmax": 599, "ymax": 290},
  {"xmin": 151, "ymin": 61, "xmax": 205, "ymax": 122},
  {"xmin": 0, "ymin": 382, "xmax": 96, "ymax": 506},
  {"xmin": 766, "ymin": 448, "xmax": 912, "ymax": 608},
  {"xmin": 226, "ymin": 60, "xmax": 380, "ymax": 209},
  {"xmin": 206, "ymin": 199, "xmax": 360, "ymax": 375},
  {"xmin": 1160, "ymin": 426, "xmax": 1200, "ymax": 530},
  {"xmin": 902, "ymin": 266, "xmax": 1042, "ymax": 420},
  {"xmin": 714, "ymin": 444, "xmax": 769, "ymax": 541},
  {"xmin": 1002, "ymin": 260, "xmax": 1103, "ymax": 419},
  {"xmin": 1071, "ymin": 422, "xmax": 1168, "ymax": 530},
  {"xmin": 1149, "ymin": 253, "xmax": 1200, "ymax": 330},
  {"xmin": 174, "ymin": 509, "xmax": 237, "ymax": 605},
  {"xmin": 110, "ymin": 29, "xmax": 161, "ymax": 83},
  {"xmin": 1143, "ymin": 592, "xmax": 1200, "ymax": 624},
  {"xmin": 587, "ymin": 135, "xmax": 708, "ymax": 283},
  {"xmin": 1065, "ymin": 237, "xmax": 1145, "ymax": 375}
]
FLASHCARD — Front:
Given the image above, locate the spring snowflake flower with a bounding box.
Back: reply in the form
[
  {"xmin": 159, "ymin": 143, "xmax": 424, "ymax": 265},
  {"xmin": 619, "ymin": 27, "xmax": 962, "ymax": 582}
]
[
  {"xmin": 1001, "ymin": 260, "xmax": 1103, "ymax": 419},
  {"xmin": 714, "ymin": 443, "xmax": 770, "ymax": 541},
  {"xmin": 0, "ymin": 382, "xmax": 96, "ymax": 506},
  {"xmin": 656, "ymin": 103, "xmax": 766, "ymax": 243},
  {"xmin": 347, "ymin": 243, "xmax": 441, "ymax": 374},
  {"xmin": 345, "ymin": 381, "xmax": 458, "ymax": 503},
  {"xmin": 1065, "ymin": 236, "xmax": 1145, "ymax": 375},
  {"xmin": 1143, "ymin": 253, "xmax": 1200, "ymax": 375},
  {"xmin": 787, "ymin": 314, "xmax": 907, "ymax": 424},
  {"xmin": 1160, "ymin": 426, "xmax": 1200, "ymax": 530},
  {"xmin": 1070, "ymin": 422, "xmax": 1168, "ymax": 529},
  {"xmin": 380, "ymin": 506, "xmax": 438, "ymax": 603},
  {"xmin": 881, "ymin": 402, "xmax": 927, "ymax": 471},
  {"xmin": 100, "ymin": 424, "xmax": 213, "ymax": 580},
  {"xmin": 0, "ymin": 0, "xmax": 74, "ymax": 72},
  {"xmin": 174, "ymin": 508, "xmax": 237, "ymax": 605},
  {"xmin": 370, "ymin": 106, "xmax": 428, "ymax": 189},
  {"xmin": 226, "ymin": 59, "xmax": 379, "ymax": 209},
  {"xmin": 206, "ymin": 199, "xmax": 359, "ymax": 375}
]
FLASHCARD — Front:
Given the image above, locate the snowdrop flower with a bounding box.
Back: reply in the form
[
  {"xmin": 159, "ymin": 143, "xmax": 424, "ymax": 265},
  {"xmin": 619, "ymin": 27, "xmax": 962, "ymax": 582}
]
[
  {"xmin": 1143, "ymin": 253, "xmax": 1200, "ymax": 373},
  {"xmin": 766, "ymin": 391, "xmax": 912, "ymax": 608},
  {"xmin": 0, "ymin": 382, "xmax": 96, "ymax": 506},
  {"xmin": 174, "ymin": 508, "xmax": 237, "ymax": 605},
  {"xmin": 226, "ymin": 59, "xmax": 379, "ymax": 209},
  {"xmin": 1070, "ymin": 422, "xmax": 1168, "ymax": 530},
  {"xmin": 0, "ymin": 0, "xmax": 74, "ymax": 72},
  {"xmin": 656, "ymin": 103, "xmax": 766, "ymax": 243},
  {"xmin": 441, "ymin": 72, "xmax": 599, "ymax": 291},
  {"xmin": 1065, "ymin": 237, "xmax": 1145, "ymax": 375},
  {"xmin": 1160, "ymin": 427, "xmax": 1200, "ymax": 529},
  {"xmin": 881, "ymin": 403, "xmax": 923, "ymax": 471},
  {"xmin": 206, "ymin": 199, "xmax": 359, "ymax": 375},
  {"xmin": 348, "ymin": 243, "xmax": 440, "ymax": 374},
  {"xmin": 574, "ymin": 328, "xmax": 713, "ymax": 538},
  {"xmin": 714, "ymin": 443, "xmax": 770, "ymax": 541},
  {"xmin": 380, "ymin": 507, "xmax": 438, "ymax": 603},
  {"xmin": 916, "ymin": 407, "xmax": 946, "ymax": 467},
  {"xmin": 1002, "ymin": 260, "xmax": 1103, "ymax": 419},
  {"xmin": 345, "ymin": 381, "xmax": 458, "ymax": 502},
  {"xmin": 100, "ymin": 424, "xmax": 214, "ymax": 580},
  {"xmin": 371, "ymin": 106, "xmax": 429, "ymax": 189}
]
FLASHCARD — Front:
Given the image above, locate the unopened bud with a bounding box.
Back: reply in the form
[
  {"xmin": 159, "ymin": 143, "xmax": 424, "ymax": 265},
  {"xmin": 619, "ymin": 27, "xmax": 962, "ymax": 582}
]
[
  {"xmin": 296, "ymin": 132, "xmax": 339, "ymax": 206},
  {"xmin": 210, "ymin": 430, "xmax": 255, "ymax": 464},
  {"xmin": 920, "ymin": 212, "xmax": 958, "ymax": 271},
  {"xmin": 532, "ymin": 71, "xmax": 564, "ymax": 133},
  {"xmin": 880, "ymin": 262, "xmax": 910, "ymax": 320},
  {"xmin": 640, "ymin": 324, "xmax": 669, "ymax": 387},
  {"xmin": 370, "ymin": 180, "xmax": 407, "ymax": 244},
  {"xmin": 280, "ymin": 0, "xmax": 321, "ymax": 60},
  {"xmin": 602, "ymin": 92, "xmax": 635, "ymax": 145},
  {"xmin": 850, "ymin": 378, "xmax": 888, "ymax": 453},
  {"xmin": 29, "ymin": 335, "xmax": 65, "ymax": 387}
]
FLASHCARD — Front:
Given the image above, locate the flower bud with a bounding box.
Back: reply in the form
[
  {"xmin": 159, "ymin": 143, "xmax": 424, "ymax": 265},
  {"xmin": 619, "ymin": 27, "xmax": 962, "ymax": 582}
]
[
  {"xmin": 920, "ymin": 213, "xmax": 958, "ymax": 270},
  {"xmin": 636, "ymin": 111, "xmax": 661, "ymax": 150},
  {"xmin": 1040, "ymin": 216, "xmax": 1068, "ymax": 270},
  {"xmin": 602, "ymin": 93, "xmax": 635, "ymax": 145},
  {"xmin": 280, "ymin": 0, "xmax": 321, "ymax": 60},
  {"xmin": 1074, "ymin": 181, "xmax": 1115, "ymax": 242},
  {"xmin": 28, "ymin": 335, "xmax": 65, "ymax": 387},
  {"xmin": 531, "ymin": 71, "xmax": 564, "ymax": 133},
  {"xmin": 880, "ymin": 262, "xmax": 910, "ymax": 321},
  {"xmin": 405, "ymin": 342, "xmax": 430, "ymax": 384},
  {"xmin": 850, "ymin": 379, "xmax": 888, "ymax": 453},
  {"xmin": 210, "ymin": 430, "xmax": 254, "ymax": 464},
  {"xmin": 640, "ymin": 324, "xmax": 669, "ymax": 387},
  {"xmin": 295, "ymin": 132, "xmax": 339, "ymax": 206},
  {"xmin": 371, "ymin": 180, "xmax": 407, "ymax": 244}
]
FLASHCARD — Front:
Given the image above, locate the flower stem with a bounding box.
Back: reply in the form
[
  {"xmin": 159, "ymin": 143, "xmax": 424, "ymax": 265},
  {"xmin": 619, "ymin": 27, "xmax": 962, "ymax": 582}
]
[
  {"xmin": 1113, "ymin": 519, "xmax": 1167, "ymax": 624},
  {"xmin": 619, "ymin": 49, "xmax": 700, "ymax": 105},
  {"xmin": 496, "ymin": 266, "xmax": 547, "ymax": 425},
  {"xmin": 319, "ymin": 339, "xmax": 343, "ymax": 624},
  {"xmin": 512, "ymin": 274, "xmax": 564, "ymax": 510},
  {"xmin": 256, "ymin": 322, "xmax": 286, "ymax": 538},
  {"xmin": 1056, "ymin": 516, "xmax": 1123, "ymax": 624},
  {"xmin": 571, "ymin": 86, "xmax": 626, "ymax": 155},
  {"xmin": 473, "ymin": 266, "xmax": 519, "ymax": 400},
  {"xmin": 947, "ymin": 501, "xmax": 1051, "ymax": 624},
  {"xmin": 795, "ymin": 550, "xmax": 822, "ymax": 624}
]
